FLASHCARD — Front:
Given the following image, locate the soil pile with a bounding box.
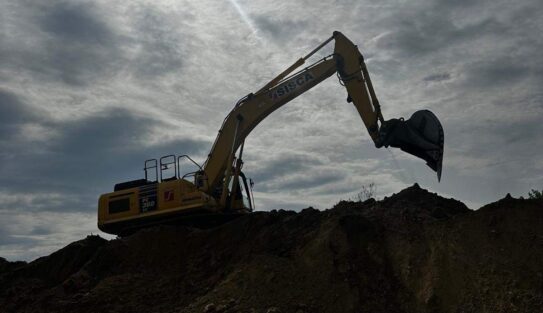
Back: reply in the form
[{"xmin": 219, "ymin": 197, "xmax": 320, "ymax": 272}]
[{"xmin": 1, "ymin": 185, "xmax": 542, "ymax": 313}]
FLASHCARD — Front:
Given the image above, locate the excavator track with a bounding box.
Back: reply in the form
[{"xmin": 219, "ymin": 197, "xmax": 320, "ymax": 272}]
[{"xmin": 108, "ymin": 211, "xmax": 246, "ymax": 237}]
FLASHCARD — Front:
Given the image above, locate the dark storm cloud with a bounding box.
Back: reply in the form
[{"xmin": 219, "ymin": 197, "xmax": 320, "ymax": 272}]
[
  {"xmin": 51, "ymin": 108, "xmax": 208, "ymax": 186},
  {"xmin": 423, "ymin": 73, "xmax": 451, "ymax": 82},
  {"xmin": 278, "ymin": 172, "xmax": 342, "ymax": 191},
  {"xmin": 40, "ymin": 3, "xmax": 114, "ymax": 44},
  {"xmin": 30, "ymin": 225, "xmax": 51, "ymax": 236},
  {"xmin": 254, "ymin": 15, "xmax": 308, "ymax": 41},
  {"xmin": 248, "ymin": 153, "xmax": 345, "ymax": 193},
  {"xmin": 460, "ymin": 57, "xmax": 535, "ymax": 89},
  {"xmin": 0, "ymin": 212, "xmax": 50, "ymax": 247},
  {"xmin": 1, "ymin": 1, "xmax": 193, "ymax": 87},
  {"xmin": 0, "ymin": 228, "xmax": 34, "ymax": 246},
  {"xmin": 0, "ymin": 89, "xmax": 54, "ymax": 159},
  {"xmin": 378, "ymin": 16, "xmax": 506, "ymax": 57},
  {"xmin": 457, "ymin": 115, "xmax": 542, "ymax": 153},
  {"xmin": 0, "ymin": 90, "xmax": 33, "ymax": 139},
  {"xmin": 0, "ymin": 90, "xmax": 30, "ymax": 122},
  {"xmin": 129, "ymin": 5, "xmax": 188, "ymax": 78},
  {"xmin": 39, "ymin": 2, "xmax": 121, "ymax": 86},
  {"xmin": 434, "ymin": 0, "xmax": 478, "ymax": 8},
  {"xmin": 250, "ymin": 154, "xmax": 323, "ymax": 183},
  {"xmin": 1, "ymin": 1, "xmax": 123, "ymax": 86},
  {"xmin": 0, "ymin": 105, "xmax": 208, "ymax": 212}
]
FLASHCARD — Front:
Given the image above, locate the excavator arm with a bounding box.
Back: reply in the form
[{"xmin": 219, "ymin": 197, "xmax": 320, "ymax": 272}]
[{"xmin": 202, "ymin": 31, "xmax": 444, "ymax": 203}]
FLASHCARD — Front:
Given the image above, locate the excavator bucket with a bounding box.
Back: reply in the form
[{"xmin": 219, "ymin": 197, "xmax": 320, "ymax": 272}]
[{"xmin": 378, "ymin": 110, "xmax": 444, "ymax": 181}]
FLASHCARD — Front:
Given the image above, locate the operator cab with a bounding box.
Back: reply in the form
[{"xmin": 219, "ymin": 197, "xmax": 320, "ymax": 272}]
[{"xmin": 112, "ymin": 154, "xmax": 253, "ymax": 212}]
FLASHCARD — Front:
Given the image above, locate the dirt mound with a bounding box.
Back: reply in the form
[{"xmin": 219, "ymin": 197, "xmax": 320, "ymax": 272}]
[
  {"xmin": 0, "ymin": 257, "xmax": 26, "ymax": 275},
  {"xmin": 1, "ymin": 185, "xmax": 541, "ymax": 313},
  {"xmin": 332, "ymin": 183, "xmax": 470, "ymax": 232}
]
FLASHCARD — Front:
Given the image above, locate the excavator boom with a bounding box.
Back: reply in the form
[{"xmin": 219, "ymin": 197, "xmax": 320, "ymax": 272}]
[
  {"xmin": 202, "ymin": 57, "xmax": 338, "ymax": 195},
  {"xmin": 203, "ymin": 31, "xmax": 444, "ymax": 196}
]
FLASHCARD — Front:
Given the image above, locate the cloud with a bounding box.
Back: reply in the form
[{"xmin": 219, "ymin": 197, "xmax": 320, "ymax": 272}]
[
  {"xmin": 459, "ymin": 57, "xmax": 538, "ymax": 90},
  {"xmin": 250, "ymin": 153, "xmax": 324, "ymax": 183},
  {"xmin": 40, "ymin": 2, "xmax": 114, "ymax": 44},
  {"xmin": 1, "ymin": 0, "xmax": 542, "ymax": 261},
  {"xmin": 258, "ymin": 168, "xmax": 343, "ymax": 193},
  {"xmin": 374, "ymin": 3, "xmax": 508, "ymax": 59},
  {"xmin": 0, "ymin": 88, "xmax": 57, "ymax": 161},
  {"xmin": 0, "ymin": 210, "xmax": 101, "ymax": 261},
  {"xmin": 126, "ymin": 4, "xmax": 193, "ymax": 78},
  {"xmin": 253, "ymin": 15, "xmax": 308, "ymax": 42},
  {"xmin": 0, "ymin": 90, "xmax": 34, "ymax": 139},
  {"xmin": 1, "ymin": 1, "xmax": 122, "ymax": 86},
  {"xmin": 423, "ymin": 73, "xmax": 451, "ymax": 82},
  {"xmin": 0, "ymin": 102, "xmax": 209, "ymax": 211}
]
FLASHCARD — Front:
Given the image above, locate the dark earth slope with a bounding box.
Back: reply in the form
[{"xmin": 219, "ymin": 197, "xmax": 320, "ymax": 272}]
[{"xmin": 1, "ymin": 184, "xmax": 541, "ymax": 313}]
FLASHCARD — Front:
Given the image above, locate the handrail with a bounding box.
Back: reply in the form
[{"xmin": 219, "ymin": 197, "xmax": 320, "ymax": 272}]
[
  {"xmin": 159, "ymin": 155, "xmax": 177, "ymax": 181},
  {"xmin": 144, "ymin": 159, "xmax": 158, "ymax": 182}
]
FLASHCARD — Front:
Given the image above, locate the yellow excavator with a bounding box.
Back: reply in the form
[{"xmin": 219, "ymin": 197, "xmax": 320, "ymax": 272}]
[{"xmin": 98, "ymin": 31, "xmax": 444, "ymax": 235}]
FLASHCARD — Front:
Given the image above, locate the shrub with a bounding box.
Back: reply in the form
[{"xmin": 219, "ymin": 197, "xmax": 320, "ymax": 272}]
[
  {"xmin": 528, "ymin": 189, "xmax": 543, "ymax": 199},
  {"xmin": 357, "ymin": 183, "xmax": 376, "ymax": 202}
]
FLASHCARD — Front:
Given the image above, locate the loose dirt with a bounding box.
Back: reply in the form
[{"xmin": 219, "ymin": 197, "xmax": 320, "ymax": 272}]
[{"xmin": 1, "ymin": 184, "xmax": 541, "ymax": 313}]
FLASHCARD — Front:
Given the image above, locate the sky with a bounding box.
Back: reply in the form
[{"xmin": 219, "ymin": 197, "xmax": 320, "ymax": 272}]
[{"xmin": 1, "ymin": 0, "xmax": 542, "ymax": 261}]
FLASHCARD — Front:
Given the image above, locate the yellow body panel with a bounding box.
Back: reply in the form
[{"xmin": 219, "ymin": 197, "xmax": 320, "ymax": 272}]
[{"xmin": 98, "ymin": 179, "xmax": 218, "ymax": 234}]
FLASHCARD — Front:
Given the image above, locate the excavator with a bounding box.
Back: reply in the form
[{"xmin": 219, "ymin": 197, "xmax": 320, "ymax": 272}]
[{"xmin": 98, "ymin": 31, "xmax": 444, "ymax": 235}]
